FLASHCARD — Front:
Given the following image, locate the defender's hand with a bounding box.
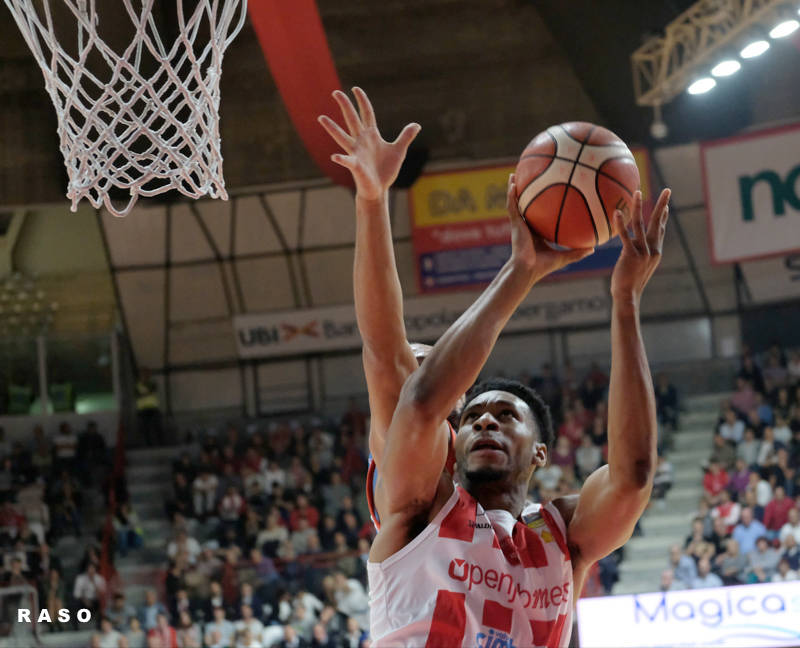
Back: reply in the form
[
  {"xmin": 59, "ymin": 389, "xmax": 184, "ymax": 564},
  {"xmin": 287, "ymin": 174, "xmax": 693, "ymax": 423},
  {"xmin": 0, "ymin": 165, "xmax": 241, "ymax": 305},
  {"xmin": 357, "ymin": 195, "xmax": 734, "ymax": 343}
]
[
  {"xmin": 611, "ymin": 188, "xmax": 671, "ymax": 304},
  {"xmin": 318, "ymin": 87, "xmax": 420, "ymax": 201},
  {"xmin": 507, "ymin": 175, "xmax": 594, "ymax": 281}
]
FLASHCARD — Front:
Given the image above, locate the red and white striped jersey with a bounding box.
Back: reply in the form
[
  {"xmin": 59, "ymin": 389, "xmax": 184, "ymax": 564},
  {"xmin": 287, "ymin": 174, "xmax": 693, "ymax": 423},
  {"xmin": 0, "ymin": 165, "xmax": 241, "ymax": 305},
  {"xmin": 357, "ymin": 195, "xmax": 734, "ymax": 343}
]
[{"xmin": 368, "ymin": 485, "xmax": 573, "ymax": 648}]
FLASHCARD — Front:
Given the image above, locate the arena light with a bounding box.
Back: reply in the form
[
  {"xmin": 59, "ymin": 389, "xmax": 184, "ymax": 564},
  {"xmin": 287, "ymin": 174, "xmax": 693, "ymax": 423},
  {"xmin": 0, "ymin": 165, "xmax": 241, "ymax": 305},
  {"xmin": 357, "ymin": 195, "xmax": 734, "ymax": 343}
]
[
  {"xmin": 711, "ymin": 59, "xmax": 742, "ymax": 76},
  {"xmin": 687, "ymin": 77, "xmax": 717, "ymax": 94},
  {"xmin": 740, "ymin": 39, "xmax": 770, "ymax": 57},
  {"xmin": 769, "ymin": 18, "xmax": 799, "ymax": 37}
]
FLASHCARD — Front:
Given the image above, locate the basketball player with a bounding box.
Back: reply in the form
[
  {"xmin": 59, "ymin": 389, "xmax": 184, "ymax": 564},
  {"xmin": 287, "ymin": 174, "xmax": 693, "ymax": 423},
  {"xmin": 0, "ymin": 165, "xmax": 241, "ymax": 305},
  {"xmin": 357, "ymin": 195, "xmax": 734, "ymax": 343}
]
[
  {"xmin": 322, "ymin": 89, "xmax": 672, "ymax": 646},
  {"xmin": 318, "ymin": 89, "xmax": 592, "ymax": 530}
]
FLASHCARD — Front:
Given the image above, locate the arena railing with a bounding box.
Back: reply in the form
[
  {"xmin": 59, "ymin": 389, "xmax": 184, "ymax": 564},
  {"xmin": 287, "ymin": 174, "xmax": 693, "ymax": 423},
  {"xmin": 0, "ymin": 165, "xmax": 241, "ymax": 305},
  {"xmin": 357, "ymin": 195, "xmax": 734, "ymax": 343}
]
[{"xmin": 99, "ymin": 420, "xmax": 127, "ymax": 611}]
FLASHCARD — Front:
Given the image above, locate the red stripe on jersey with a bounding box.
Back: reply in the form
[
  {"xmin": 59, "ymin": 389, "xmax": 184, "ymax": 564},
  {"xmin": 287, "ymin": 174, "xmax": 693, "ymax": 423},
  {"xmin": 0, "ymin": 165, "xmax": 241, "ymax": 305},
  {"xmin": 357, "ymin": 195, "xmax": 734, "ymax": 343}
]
[
  {"xmin": 438, "ymin": 487, "xmax": 477, "ymax": 542},
  {"xmin": 492, "ymin": 534, "xmax": 501, "ymax": 549},
  {"xmin": 540, "ymin": 507, "xmax": 571, "ymax": 561},
  {"xmin": 512, "ymin": 521, "xmax": 549, "ymax": 568},
  {"xmin": 482, "ymin": 599, "xmax": 512, "ymax": 634},
  {"xmin": 531, "ymin": 613, "xmax": 568, "ymax": 648},
  {"xmin": 425, "ymin": 590, "xmax": 466, "ymax": 648}
]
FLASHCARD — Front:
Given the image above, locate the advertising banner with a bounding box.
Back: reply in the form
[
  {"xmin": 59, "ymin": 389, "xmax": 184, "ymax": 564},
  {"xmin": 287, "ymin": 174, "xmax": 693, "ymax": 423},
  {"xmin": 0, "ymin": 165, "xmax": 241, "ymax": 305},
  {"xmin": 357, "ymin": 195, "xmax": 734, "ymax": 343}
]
[
  {"xmin": 409, "ymin": 149, "xmax": 651, "ymax": 292},
  {"xmin": 740, "ymin": 253, "xmax": 800, "ymax": 304},
  {"xmin": 701, "ymin": 123, "xmax": 800, "ymax": 264},
  {"xmin": 576, "ymin": 581, "xmax": 800, "ymax": 648},
  {"xmin": 234, "ymin": 279, "xmax": 609, "ymax": 359}
]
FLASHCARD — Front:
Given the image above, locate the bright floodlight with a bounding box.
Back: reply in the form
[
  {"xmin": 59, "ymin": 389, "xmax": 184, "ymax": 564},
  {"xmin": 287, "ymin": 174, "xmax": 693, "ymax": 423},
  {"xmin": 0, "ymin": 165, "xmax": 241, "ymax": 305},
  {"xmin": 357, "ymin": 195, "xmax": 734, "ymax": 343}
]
[
  {"xmin": 769, "ymin": 19, "xmax": 800, "ymax": 38},
  {"xmin": 711, "ymin": 59, "xmax": 742, "ymax": 77},
  {"xmin": 740, "ymin": 40, "xmax": 770, "ymax": 58},
  {"xmin": 687, "ymin": 77, "xmax": 716, "ymax": 95}
]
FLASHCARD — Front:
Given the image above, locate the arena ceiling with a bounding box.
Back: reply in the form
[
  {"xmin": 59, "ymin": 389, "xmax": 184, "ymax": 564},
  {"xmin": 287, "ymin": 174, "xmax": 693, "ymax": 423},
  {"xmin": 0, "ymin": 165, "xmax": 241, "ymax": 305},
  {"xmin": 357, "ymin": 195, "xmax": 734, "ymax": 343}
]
[{"xmin": 3, "ymin": 0, "xmax": 799, "ymax": 207}]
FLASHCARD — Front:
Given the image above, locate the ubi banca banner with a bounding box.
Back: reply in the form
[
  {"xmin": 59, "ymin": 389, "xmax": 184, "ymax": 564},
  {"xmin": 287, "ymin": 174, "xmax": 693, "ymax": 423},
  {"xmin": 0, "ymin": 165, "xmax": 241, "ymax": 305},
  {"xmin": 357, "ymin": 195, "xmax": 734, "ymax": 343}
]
[
  {"xmin": 576, "ymin": 581, "xmax": 800, "ymax": 648},
  {"xmin": 234, "ymin": 279, "xmax": 609, "ymax": 359},
  {"xmin": 701, "ymin": 123, "xmax": 800, "ymax": 264},
  {"xmin": 409, "ymin": 150, "xmax": 651, "ymax": 293}
]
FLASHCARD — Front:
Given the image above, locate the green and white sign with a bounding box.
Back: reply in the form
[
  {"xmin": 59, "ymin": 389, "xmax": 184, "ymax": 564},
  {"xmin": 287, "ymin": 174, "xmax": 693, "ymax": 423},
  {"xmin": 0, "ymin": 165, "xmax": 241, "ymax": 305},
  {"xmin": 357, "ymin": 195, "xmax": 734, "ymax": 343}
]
[{"xmin": 702, "ymin": 124, "xmax": 800, "ymax": 264}]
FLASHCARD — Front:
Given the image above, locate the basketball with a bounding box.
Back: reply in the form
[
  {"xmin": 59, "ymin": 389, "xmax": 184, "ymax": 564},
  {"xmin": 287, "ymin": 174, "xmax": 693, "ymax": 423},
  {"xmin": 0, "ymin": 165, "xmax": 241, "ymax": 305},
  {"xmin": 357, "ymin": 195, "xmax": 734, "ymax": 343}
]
[{"xmin": 515, "ymin": 122, "xmax": 640, "ymax": 249}]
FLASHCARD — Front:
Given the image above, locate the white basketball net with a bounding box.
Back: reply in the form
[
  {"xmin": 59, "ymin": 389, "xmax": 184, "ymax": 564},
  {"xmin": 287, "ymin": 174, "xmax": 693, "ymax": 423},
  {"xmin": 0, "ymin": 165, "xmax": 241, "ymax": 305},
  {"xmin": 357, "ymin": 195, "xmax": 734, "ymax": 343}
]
[{"xmin": 4, "ymin": 0, "xmax": 248, "ymax": 216}]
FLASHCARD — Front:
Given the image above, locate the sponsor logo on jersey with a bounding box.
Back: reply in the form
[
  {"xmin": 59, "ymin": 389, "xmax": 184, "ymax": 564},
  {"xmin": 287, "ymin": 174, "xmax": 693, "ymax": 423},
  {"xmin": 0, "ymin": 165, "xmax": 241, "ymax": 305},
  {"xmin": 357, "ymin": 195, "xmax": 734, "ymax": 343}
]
[
  {"xmin": 448, "ymin": 558, "xmax": 570, "ymax": 609},
  {"xmin": 476, "ymin": 628, "xmax": 518, "ymax": 648},
  {"xmin": 469, "ymin": 520, "xmax": 492, "ymax": 529}
]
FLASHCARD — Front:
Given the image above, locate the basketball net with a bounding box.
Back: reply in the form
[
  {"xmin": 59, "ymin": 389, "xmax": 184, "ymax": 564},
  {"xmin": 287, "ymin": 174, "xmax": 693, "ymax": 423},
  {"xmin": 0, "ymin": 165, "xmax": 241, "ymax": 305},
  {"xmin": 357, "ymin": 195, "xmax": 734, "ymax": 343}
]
[{"xmin": 5, "ymin": 0, "xmax": 248, "ymax": 217}]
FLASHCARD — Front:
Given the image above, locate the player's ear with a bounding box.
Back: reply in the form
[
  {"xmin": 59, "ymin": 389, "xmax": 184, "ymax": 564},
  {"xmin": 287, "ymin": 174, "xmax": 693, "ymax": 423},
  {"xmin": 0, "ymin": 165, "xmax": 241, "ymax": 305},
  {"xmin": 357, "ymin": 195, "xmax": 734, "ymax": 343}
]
[{"xmin": 531, "ymin": 442, "xmax": 547, "ymax": 468}]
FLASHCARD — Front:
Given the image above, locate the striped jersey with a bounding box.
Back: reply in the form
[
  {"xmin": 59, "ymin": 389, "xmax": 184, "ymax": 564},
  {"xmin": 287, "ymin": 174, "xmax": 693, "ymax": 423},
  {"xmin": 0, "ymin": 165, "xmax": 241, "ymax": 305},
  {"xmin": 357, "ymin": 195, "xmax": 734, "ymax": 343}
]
[{"xmin": 367, "ymin": 485, "xmax": 573, "ymax": 648}]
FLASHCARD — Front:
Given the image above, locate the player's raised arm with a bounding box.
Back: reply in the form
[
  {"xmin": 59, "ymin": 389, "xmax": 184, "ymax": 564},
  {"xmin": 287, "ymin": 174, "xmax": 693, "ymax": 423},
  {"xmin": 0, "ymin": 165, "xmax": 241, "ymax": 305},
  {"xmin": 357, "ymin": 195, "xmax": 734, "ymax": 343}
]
[
  {"xmin": 318, "ymin": 88, "xmax": 421, "ymax": 461},
  {"xmin": 380, "ymin": 177, "xmax": 593, "ymax": 516},
  {"xmin": 564, "ymin": 188, "xmax": 671, "ymax": 568}
]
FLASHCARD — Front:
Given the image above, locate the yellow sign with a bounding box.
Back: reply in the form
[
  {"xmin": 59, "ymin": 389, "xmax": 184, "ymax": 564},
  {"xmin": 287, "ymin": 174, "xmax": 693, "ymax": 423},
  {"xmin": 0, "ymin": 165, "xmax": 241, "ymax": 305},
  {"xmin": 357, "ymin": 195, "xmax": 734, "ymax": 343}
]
[{"xmin": 410, "ymin": 165, "xmax": 515, "ymax": 228}]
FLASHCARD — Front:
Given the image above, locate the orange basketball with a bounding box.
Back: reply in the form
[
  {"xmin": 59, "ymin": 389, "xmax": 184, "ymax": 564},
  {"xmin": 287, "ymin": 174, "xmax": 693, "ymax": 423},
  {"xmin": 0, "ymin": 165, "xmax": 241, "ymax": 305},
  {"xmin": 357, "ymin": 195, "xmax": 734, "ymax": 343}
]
[{"xmin": 514, "ymin": 122, "xmax": 640, "ymax": 249}]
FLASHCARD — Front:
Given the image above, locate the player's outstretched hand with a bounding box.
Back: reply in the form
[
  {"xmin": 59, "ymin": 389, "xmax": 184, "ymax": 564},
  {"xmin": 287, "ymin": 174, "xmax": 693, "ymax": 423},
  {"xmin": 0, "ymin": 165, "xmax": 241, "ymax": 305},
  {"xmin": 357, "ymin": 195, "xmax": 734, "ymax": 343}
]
[
  {"xmin": 610, "ymin": 188, "xmax": 671, "ymax": 304},
  {"xmin": 318, "ymin": 87, "xmax": 420, "ymax": 201},
  {"xmin": 507, "ymin": 174, "xmax": 594, "ymax": 282}
]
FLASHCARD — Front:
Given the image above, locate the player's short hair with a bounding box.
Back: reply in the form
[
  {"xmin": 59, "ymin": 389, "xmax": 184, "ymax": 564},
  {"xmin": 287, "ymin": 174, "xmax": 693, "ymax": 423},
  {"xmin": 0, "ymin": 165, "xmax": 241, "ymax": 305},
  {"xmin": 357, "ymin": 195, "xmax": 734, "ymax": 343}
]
[{"xmin": 464, "ymin": 378, "xmax": 554, "ymax": 451}]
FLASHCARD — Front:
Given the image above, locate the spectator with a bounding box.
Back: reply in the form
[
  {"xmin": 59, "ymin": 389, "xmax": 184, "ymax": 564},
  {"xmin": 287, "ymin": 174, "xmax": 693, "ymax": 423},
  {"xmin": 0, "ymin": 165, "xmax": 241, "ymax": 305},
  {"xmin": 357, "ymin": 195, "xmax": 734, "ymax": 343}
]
[
  {"xmin": 727, "ymin": 458, "xmax": 751, "ymax": 498},
  {"xmin": 341, "ymin": 617, "xmax": 366, "ymax": 648},
  {"xmin": 742, "ymin": 488, "xmax": 765, "ymax": 522},
  {"xmin": 746, "ymin": 536, "xmax": 781, "ymax": 583},
  {"xmin": 748, "ymin": 471, "xmax": 773, "ymax": 508},
  {"xmin": 320, "ymin": 473, "xmax": 350, "ymax": 518},
  {"xmin": 167, "ymin": 530, "xmax": 202, "ymax": 565},
  {"xmin": 731, "ymin": 377, "xmax": 757, "ymax": 417},
  {"xmin": 192, "ymin": 469, "xmax": 219, "ymax": 520},
  {"xmin": 175, "ymin": 610, "xmax": 201, "ymax": 648},
  {"xmin": 685, "ymin": 519, "xmax": 715, "ymax": 564},
  {"xmin": 764, "ymin": 355, "xmax": 789, "ymax": 393},
  {"xmin": 739, "ymin": 355, "xmax": 764, "ymax": 394},
  {"xmin": 107, "ymin": 592, "xmax": 137, "ymax": 632},
  {"xmin": 204, "ymin": 607, "xmax": 235, "ymax": 648},
  {"xmin": 574, "ymin": 434, "xmax": 602, "ymax": 481},
  {"xmin": 310, "ymin": 622, "xmax": 336, "ymax": 648},
  {"xmin": 330, "ymin": 571, "xmax": 369, "ymax": 630},
  {"xmin": 139, "ymin": 589, "xmax": 168, "ymax": 631},
  {"xmin": 114, "ymin": 501, "xmax": 144, "ymax": 558},
  {"xmin": 691, "ymin": 557, "xmax": 723, "ymax": 589},
  {"xmin": 714, "ymin": 538, "xmax": 748, "ymax": 585},
  {"xmin": 774, "ymin": 414, "xmax": 792, "ymax": 445},
  {"xmin": 718, "ymin": 409, "xmax": 744, "ymax": 444},
  {"xmin": 737, "ymin": 428, "xmax": 760, "ymax": 467},
  {"xmin": 53, "ymin": 422, "xmax": 78, "ymax": 474},
  {"xmin": 655, "ymin": 373, "xmax": 679, "ymax": 430},
  {"xmin": 262, "ymin": 461, "xmax": 286, "ymax": 496},
  {"xmin": 290, "ymin": 494, "xmax": 320, "ymax": 532},
  {"xmin": 290, "ymin": 517, "xmax": 317, "ymax": 555},
  {"xmin": 98, "ymin": 616, "xmax": 124, "ymax": 648},
  {"xmin": 763, "ymin": 486, "xmax": 796, "ymax": 540},
  {"xmin": 237, "ymin": 583, "xmax": 264, "ymax": 621},
  {"xmin": 703, "ymin": 460, "xmax": 729, "ymax": 504},
  {"xmin": 779, "ymin": 507, "xmax": 800, "ymax": 545},
  {"xmin": 652, "ymin": 455, "xmax": 673, "ymax": 504},
  {"xmin": 732, "ymin": 507, "xmax": 768, "ymax": 556},
  {"xmin": 705, "ymin": 516, "xmax": 731, "ymax": 556},
  {"xmin": 279, "ymin": 624, "xmax": 309, "ymax": 648},
  {"xmin": 756, "ymin": 427, "xmax": 781, "ymax": 467},
  {"xmin": 256, "ymin": 508, "xmax": 289, "ymax": 557},
  {"xmin": 710, "ymin": 489, "xmax": 740, "ymax": 534},
  {"xmin": 147, "ymin": 613, "xmax": 178, "ymax": 648},
  {"xmin": 550, "ymin": 436, "xmax": 575, "ymax": 471},
  {"xmin": 659, "ymin": 569, "xmax": 684, "ymax": 592},
  {"xmin": 72, "ymin": 563, "xmax": 106, "ymax": 616},
  {"xmin": 755, "ymin": 393, "xmax": 774, "ymax": 426},
  {"xmin": 782, "ymin": 533, "xmax": 800, "ymax": 571},
  {"xmin": 669, "ymin": 545, "xmax": 697, "ymax": 589},
  {"xmin": 708, "ymin": 435, "xmax": 735, "ymax": 472},
  {"xmin": 772, "ymin": 558, "xmax": 798, "ymax": 582},
  {"xmin": 233, "ymin": 603, "xmax": 264, "ymax": 637},
  {"xmin": 135, "ymin": 367, "xmax": 164, "ymax": 446},
  {"xmin": 125, "ymin": 618, "xmax": 146, "ymax": 648}
]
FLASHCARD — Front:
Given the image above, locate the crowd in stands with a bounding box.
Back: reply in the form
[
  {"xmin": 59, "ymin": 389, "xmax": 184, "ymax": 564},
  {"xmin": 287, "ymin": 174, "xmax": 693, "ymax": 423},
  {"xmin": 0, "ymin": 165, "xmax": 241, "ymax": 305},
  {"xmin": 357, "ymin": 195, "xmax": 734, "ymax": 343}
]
[
  {"xmin": 663, "ymin": 344, "xmax": 800, "ymax": 592},
  {"xmin": 0, "ymin": 354, "xmax": 681, "ymax": 646},
  {"xmin": 0, "ymin": 420, "xmax": 111, "ymax": 635}
]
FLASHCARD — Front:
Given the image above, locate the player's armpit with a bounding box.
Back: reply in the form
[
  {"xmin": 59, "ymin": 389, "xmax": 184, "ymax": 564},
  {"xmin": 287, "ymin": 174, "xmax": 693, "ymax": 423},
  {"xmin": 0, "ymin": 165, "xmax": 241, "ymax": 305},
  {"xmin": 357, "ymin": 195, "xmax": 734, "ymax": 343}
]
[{"xmin": 562, "ymin": 464, "xmax": 651, "ymax": 569}]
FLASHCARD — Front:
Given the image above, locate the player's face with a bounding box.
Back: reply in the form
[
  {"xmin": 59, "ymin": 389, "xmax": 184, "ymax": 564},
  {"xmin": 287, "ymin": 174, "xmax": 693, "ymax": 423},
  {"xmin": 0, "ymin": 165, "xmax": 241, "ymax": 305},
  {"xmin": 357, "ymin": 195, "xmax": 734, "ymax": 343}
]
[{"xmin": 455, "ymin": 390, "xmax": 545, "ymax": 483}]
